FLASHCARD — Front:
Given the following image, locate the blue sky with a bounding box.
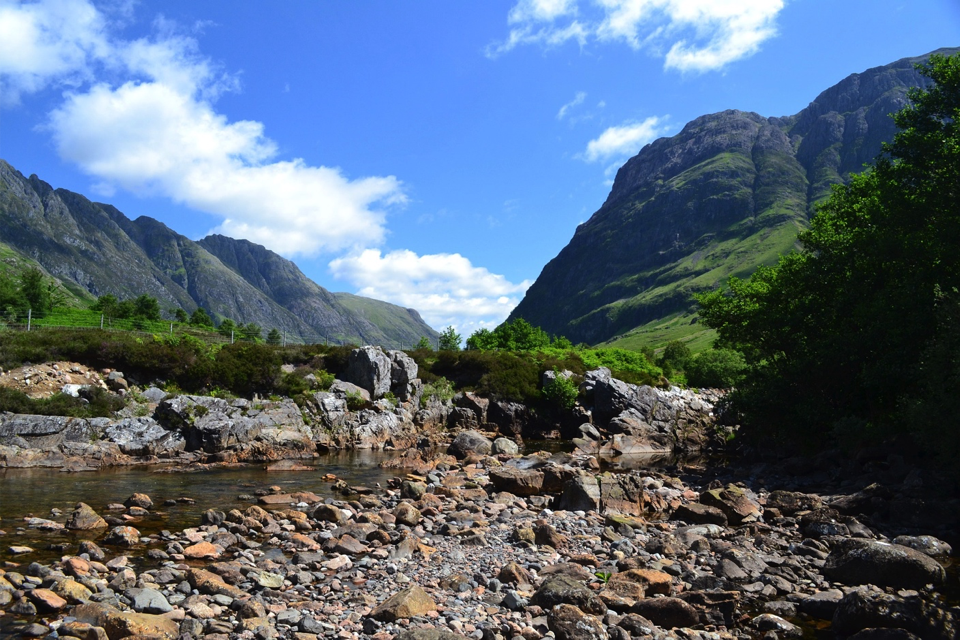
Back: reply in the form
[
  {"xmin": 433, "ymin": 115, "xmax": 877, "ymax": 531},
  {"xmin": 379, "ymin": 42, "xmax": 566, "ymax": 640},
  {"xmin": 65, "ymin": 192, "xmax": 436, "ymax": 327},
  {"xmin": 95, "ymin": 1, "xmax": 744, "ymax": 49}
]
[{"xmin": 1, "ymin": 0, "xmax": 957, "ymax": 336}]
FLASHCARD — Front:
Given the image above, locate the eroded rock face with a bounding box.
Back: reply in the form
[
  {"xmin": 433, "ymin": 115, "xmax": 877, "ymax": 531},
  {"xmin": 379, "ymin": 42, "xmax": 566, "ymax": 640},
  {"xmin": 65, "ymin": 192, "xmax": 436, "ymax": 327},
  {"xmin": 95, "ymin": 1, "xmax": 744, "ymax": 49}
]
[{"xmin": 345, "ymin": 346, "xmax": 393, "ymax": 399}]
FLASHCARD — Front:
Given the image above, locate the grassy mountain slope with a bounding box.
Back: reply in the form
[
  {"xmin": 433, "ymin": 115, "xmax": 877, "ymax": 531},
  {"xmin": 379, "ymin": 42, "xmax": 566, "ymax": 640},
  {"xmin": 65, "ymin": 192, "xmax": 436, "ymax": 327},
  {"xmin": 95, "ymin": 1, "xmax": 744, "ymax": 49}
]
[{"xmin": 509, "ymin": 49, "xmax": 955, "ymax": 350}]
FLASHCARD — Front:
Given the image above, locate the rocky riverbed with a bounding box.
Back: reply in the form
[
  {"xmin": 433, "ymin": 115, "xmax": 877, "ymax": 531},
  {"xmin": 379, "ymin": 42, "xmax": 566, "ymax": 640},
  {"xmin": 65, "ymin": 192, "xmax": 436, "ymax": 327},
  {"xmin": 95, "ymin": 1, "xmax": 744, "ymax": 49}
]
[{"xmin": 1, "ymin": 429, "xmax": 956, "ymax": 640}]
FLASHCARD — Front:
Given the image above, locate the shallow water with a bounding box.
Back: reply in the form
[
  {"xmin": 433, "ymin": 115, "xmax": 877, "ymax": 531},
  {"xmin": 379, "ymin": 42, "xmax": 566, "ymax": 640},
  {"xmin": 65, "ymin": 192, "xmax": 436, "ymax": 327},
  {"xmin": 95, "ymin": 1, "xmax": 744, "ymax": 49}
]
[{"xmin": 0, "ymin": 451, "xmax": 398, "ymax": 564}]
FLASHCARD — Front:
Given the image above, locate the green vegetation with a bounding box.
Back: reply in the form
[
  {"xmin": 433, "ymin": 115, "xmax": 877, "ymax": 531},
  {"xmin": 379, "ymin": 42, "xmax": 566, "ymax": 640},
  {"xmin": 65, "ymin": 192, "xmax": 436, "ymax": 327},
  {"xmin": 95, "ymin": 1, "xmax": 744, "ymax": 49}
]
[
  {"xmin": 0, "ymin": 385, "xmax": 124, "ymax": 419},
  {"xmin": 541, "ymin": 369, "xmax": 579, "ymax": 412},
  {"xmin": 697, "ymin": 55, "xmax": 958, "ymax": 469},
  {"xmin": 420, "ymin": 376, "xmax": 455, "ymax": 408},
  {"xmin": 438, "ymin": 326, "xmax": 462, "ymax": 351}
]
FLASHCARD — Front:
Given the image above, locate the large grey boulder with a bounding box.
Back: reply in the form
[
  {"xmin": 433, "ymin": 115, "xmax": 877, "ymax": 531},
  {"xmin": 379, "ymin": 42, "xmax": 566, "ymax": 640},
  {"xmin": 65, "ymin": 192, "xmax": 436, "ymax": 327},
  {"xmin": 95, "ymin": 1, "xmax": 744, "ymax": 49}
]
[
  {"xmin": 388, "ymin": 350, "xmax": 419, "ymax": 401},
  {"xmin": 824, "ymin": 539, "xmax": 946, "ymax": 589},
  {"xmin": 313, "ymin": 392, "xmax": 348, "ymax": 430},
  {"xmin": 345, "ymin": 346, "xmax": 393, "ymax": 399},
  {"xmin": 833, "ymin": 586, "xmax": 956, "ymax": 640},
  {"xmin": 447, "ymin": 430, "xmax": 492, "ymax": 459}
]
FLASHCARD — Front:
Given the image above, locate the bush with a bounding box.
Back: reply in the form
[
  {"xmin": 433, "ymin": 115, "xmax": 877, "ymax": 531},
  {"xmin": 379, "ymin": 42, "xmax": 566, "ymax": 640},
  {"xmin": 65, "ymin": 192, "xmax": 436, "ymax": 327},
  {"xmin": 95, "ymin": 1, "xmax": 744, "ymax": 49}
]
[
  {"xmin": 685, "ymin": 349, "xmax": 746, "ymax": 388},
  {"xmin": 542, "ymin": 369, "xmax": 579, "ymax": 412},
  {"xmin": 420, "ymin": 376, "xmax": 455, "ymax": 408},
  {"xmin": 0, "ymin": 385, "xmax": 124, "ymax": 418}
]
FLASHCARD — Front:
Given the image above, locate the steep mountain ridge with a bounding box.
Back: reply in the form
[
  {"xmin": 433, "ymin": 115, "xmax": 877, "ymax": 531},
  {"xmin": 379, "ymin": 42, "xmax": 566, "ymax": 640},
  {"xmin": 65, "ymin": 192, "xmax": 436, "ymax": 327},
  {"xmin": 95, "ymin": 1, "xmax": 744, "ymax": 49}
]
[
  {"xmin": 510, "ymin": 48, "xmax": 956, "ymax": 347},
  {"xmin": 0, "ymin": 161, "xmax": 438, "ymax": 347}
]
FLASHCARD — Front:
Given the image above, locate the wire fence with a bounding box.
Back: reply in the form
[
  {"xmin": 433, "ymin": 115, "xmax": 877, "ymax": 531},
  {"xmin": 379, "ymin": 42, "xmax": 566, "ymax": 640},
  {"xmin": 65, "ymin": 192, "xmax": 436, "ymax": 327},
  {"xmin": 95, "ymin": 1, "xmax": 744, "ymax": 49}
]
[{"xmin": 0, "ymin": 308, "xmax": 434, "ymax": 351}]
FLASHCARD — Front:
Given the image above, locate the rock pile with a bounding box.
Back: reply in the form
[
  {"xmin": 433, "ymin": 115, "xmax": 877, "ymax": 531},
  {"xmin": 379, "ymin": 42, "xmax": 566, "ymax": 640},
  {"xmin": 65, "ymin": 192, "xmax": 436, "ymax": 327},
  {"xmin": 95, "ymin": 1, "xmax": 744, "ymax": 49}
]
[{"xmin": 0, "ymin": 447, "xmax": 954, "ymax": 640}]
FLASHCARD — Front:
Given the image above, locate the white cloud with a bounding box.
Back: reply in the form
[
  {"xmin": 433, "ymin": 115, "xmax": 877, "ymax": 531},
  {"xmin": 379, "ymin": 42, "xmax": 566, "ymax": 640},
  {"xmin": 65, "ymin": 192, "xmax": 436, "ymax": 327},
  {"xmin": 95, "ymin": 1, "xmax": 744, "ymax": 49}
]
[
  {"xmin": 47, "ymin": 81, "xmax": 403, "ymax": 254},
  {"xmin": 0, "ymin": 0, "xmax": 109, "ymax": 103},
  {"xmin": 557, "ymin": 91, "xmax": 587, "ymax": 120},
  {"xmin": 13, "ymin": 0, "xmax": 404, "ymax": 257},
  {"xmin": 490, "ymin": 0, "xmax": 784, "ymax": 71},
  {"xmin": 581, "ymin": 116, "xmax": 669, "ymax": 162},
  {"xmin": 329, "ymin": 249, "xmax": 531, "ymax": 334}
]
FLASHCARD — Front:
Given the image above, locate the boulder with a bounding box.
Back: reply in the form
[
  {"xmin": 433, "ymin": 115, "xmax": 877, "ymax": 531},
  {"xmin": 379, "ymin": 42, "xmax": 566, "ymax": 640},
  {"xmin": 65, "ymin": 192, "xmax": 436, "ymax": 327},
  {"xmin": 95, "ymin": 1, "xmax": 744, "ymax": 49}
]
[
  {"xmin": 630, "ymin": 597, "xmax": 700, "ymax": 629},
  {"xmin": 491, "ymin": 437, "xmax": 519, "ymax": 455},
  {"xmin": 488, "ymin": 401, "xmax": 528, "ymax": 438},
  {"xmin": 345, "ymin": 346, "xmax": 393, "ymax": 399},
  {"xmin": 65, "ymin": 503, "xmax": 107, "ymax": 530},
  {"xmin": 388, "ymin": 350, "xmax": 419, "ymax": 400},
  {"xmin": 673, "ymin": 502, "xmax": 727, "ymax": 526},
  {"xmin": 824, "ymin": 539, "xmax": 946, "ymax": 589},
  {"xmin": 454, "ymin": 392, "xmax": 489, "ymax": 423},
  {"xmin": 105, "ymin": 418, "xmax": 185, "ymax": 456},
  {"xmin": 103, "ymin": 526, "xmax": 140, "ymax": 547},
  {"xmin": 833, "ymin": 586, "xmax": 956, "ymax": 640},
  {"xmin": 530, "ymin": 574, "xmax": 606, "ymax": 615},
  {"xmin": 369, "ymin": 585, "xmax": 437, "ymax": 621},
  {"xmin": 73, "ymin": 601, "xmax": 179, "ymax": 640},
  {"xmin": 489, "ymin": 467, "xmax": 545, "ymax": 496},
  {"xmin": 124, "ymin": 587, "xmax": 172, "ymax": 614},
  {"xmin": 548, "ymin": 603, "xmax": 609, "ymax": 640},
  {"xmin": 447, "ymin": 430, "xmax": 492, "ymax": 459},
  {"xmin": 699, "ymin": 484, "xmax": 762, "ymax": 524}
]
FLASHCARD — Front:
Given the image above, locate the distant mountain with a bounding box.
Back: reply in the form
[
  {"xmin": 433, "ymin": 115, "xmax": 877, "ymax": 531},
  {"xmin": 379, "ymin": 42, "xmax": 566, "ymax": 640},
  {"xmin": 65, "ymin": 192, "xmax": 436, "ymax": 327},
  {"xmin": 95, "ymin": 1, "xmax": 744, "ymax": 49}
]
[
  {"xmin": 509, "ymin": 48, "xmax": 957, "ymax": 348},
  {"xmin": 0, "ymin": 161, "xmax": 438, "ymax": 347}
]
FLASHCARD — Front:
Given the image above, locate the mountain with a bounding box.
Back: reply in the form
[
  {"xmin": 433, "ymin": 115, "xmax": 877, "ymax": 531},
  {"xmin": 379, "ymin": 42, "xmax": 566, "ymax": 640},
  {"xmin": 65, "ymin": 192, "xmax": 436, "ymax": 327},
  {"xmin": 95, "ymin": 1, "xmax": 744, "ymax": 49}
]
[
  {"xmin": 508, "ymin": 49, "xmax": 957, "ymax": 350},
  {"xmin": 0, "ymin": 161, "xmax": 438, "ymax": 347}
]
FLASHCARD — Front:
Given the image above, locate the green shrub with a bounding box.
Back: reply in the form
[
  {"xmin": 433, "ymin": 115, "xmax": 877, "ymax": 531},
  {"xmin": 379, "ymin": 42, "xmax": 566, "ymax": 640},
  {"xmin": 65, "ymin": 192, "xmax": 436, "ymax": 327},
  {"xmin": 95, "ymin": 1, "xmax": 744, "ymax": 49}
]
[
  {"xmin": 0, "ymin": 386, "xmax": 124, "ymax": 418},
  {"xmin": 345, "ymin": 390, "xmax": 368, "ymax": 411},
  {"xmin": 542, "ymin": 369, "xmax": 579, "ymax": 412},
  {"xmin": 420, "ymin": 376, "xmax": 455, "ymax": 408},
  {"xmin": 685, "ymin": 349, "xmax": 746, "ymax": 389}
]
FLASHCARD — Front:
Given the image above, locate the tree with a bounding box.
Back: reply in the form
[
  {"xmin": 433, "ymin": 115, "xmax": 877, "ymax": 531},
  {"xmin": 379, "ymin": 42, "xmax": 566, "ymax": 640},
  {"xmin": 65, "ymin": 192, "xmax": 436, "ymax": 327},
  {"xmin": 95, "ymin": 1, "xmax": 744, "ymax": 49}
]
[
  {"xmin": 91, "ymin": 294, "xmax": 120, "ymax": 317},
  {"xmin": 266, "ymin": 328, "xmax": 282, "ymax": 345},
  {"xmin": 657, "ymin": 340, "xmax": 691, "ymax": 373},
  {"xmin": 132, "ymin": 294, "xmax": 161, "ymax": 321},
  {"xmin": 218, "ymin": 318, "xmax": 237, "ymax": 338},
  {"xmin": 438, "ymin": 326, "xmax": 462, "ymax": 351},
  {"xmin": 239, "ymin": 323, "xmax": 262, "ymax": 342},
  {"xmin": 697, "ymin": 54, "xmax": 959, "ymax": 457},
  {"xmin": 465, "ymin": 318, "xmax": 554, "ymax": 351},
  {"xmin": 190, "ymin": 307, "xmax": 214, "ymax": 328},
  {"xmin": 414, "ymin": 336, "xmax": 432, "ymax": 350},
  {"xmin": 19, "ymin": 268, "xmax": 54, "ymax": 314},
  {"xmin": 174, "ymin": 308, "xmax": 189, "ymax": 323}
]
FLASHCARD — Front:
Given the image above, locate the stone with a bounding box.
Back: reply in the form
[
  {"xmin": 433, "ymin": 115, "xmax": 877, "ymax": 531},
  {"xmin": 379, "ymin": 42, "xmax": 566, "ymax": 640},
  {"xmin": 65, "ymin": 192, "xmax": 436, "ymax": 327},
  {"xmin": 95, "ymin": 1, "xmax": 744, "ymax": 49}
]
[
  {"xmin": 27, "ymin": 588, "xmax": 67, "ymax": 612},
  {"xmin": 344, "ymin": 346, "xmax": 393, "ymax": 399},
  {"xmin": 530, "ymin": 575, "xmax": 606, "ymax": 615},
  {"xmin": 369, "ymin": 585, "xmax": 438, "ymax": 621},
  {"xmin": 630, "ymin": 597, "xmax": 700, "ymax": 629},
  {"xmin": 183, "ymin": 541, "xmax": 221, "ymax": 559},
  {"xmin": 66, "ymin": 502, "xmax": 108, "ymax": 530},
  {"xmin": 799, "ymin": 589, "xmax": 845, "ymax": 620},
  {"xmin": 187, "ymin": 568, "xmax": 248, "ymax": 599},
  {"xmin": 393, "ymin": 630, "xmax": 473, "ymax": 640},
  {"xmin": 124, "ymin": 492, "xmax": 153, "ymax": 509},
  {"xmin": 833, "ymin": 587, "xmax": 955, "ymax": 640},
  {"xmin": 699, "ymin": 484, "xmax": 762, "ymax": 524},
  {"xmin": 125, "ymin": 587, "xmax": 173, "ymax": 614},
  {"xmin": 388, "ymin": 350, "xmax": 419, "ymax": 401},
  {"xmin": 824, "ymin": 539, "xmax": 946, "ymax": 589},
  {"xmin": 52, "ymin": 578, "xmax": 93, "ymax": 604},
  {"xmin": 73, "ymin": 601, "xmax": 179, "ymax": 640},
  {"xmin": 489, "ymin": 467, "xmax": 545, "ymax": 496},
  {"xmin": 892, "ymin": 535, "xmax": 953, "ymax": 557},
  {"xmin": 548, "ymin": 603, "xmax": 609, "ymax": 640},
  {"xmin": 491, "ymin": 437, "xmax": 519, "ymax": 455},
  {"xmin": 672, "ymin": 502, "xmax": 727, "ymax": 526},
  {"xmin": 103, "ymin": 525, "xmax": 140, "ymax": 546},
  {"xmin": 752, "ymin": 613, "xmax": 802, "ymax": 638},
  {"xmin": 610, "ymin": 568, "xmax": 673, "ymax": 596},
  {"xmin": 446, "ymin": 430, "xmax": 492, "ymax": 459},
  {"xmin": 256, "ymin": 571, "xmax": 285, "ymax": 589},
  {"xmin": 394, "ymin": 502, "xmax": 422, "ymax": 527}
]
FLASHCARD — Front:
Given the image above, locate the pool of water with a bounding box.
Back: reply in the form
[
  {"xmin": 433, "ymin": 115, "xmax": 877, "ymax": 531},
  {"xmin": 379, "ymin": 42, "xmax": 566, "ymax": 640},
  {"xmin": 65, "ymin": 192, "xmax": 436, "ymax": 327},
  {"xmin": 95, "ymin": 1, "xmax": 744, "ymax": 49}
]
[{"xmin": 0, "ymin": 451, "xmax": 399, "ymax": 564}]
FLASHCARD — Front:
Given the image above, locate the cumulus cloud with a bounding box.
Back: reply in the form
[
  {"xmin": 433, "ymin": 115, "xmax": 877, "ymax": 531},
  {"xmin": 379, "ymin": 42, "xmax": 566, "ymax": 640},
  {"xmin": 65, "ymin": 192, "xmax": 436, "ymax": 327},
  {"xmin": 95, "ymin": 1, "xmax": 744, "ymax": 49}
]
[
  {"xmin": 329, "ymin": 249, "xmax": 532, "ymax": 334},
  {"xmin": 0, "ymin": 0, "xmax": 109, "ymax": 103},
  {"xmin": 12, "ymin": 0, "xmax": 405, "ymax": 256},
  {"xmin": 581, "ymin": 116, "xmax": 669, "ymax": 162},
  {"xmin": 556, "ymin": 91, "xmax": 587, "ymax": 120},
  {"xmin": 490, "ymin": 0, "xmax": 784, "ymax": 71}
]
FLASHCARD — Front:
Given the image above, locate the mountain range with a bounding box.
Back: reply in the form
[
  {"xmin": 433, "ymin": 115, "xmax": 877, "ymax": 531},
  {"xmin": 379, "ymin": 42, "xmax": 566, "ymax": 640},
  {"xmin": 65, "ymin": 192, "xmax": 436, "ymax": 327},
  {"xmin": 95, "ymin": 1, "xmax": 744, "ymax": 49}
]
[
  {"xmin": 509, "ymin": 48, "xmax": 958, "ymax": 349},
  {"xmin": 0, "ymin": 161, "xmax": 438, "ymax": 348}
]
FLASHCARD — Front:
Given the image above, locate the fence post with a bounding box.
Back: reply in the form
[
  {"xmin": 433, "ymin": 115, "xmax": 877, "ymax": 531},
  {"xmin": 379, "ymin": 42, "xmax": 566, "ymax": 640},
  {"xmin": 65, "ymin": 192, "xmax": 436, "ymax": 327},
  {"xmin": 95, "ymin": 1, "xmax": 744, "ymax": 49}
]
[
  {"xmin": 100, "ymin": 314, "xmax": 104, "ymax": 330},
  {"xmin": 283, "ymin": 330, "xmax": 286, "ymax": 348},
  {"xmin": 231, "ymin": 330, "xmax": 235, "ymax": 344},
  {"xmin": 27, "ymin": 309, "xmax": 32, "ymax": 331},
  {"xmin": 170, "ymin": 323, "xmax": 173, "ymax": 334}
]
